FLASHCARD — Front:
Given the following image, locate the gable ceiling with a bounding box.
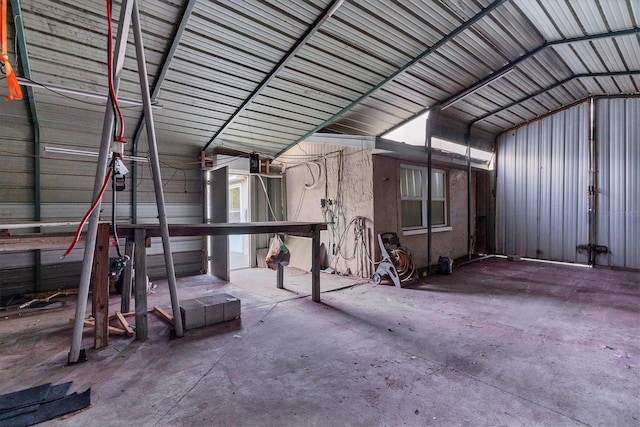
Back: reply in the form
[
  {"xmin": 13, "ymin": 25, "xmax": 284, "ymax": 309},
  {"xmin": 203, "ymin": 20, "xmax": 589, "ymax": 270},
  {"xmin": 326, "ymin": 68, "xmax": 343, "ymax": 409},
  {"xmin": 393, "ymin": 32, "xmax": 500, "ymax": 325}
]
[{"xmin": 2, "ymin": 0, "xmax": 639, "ymax": 158}]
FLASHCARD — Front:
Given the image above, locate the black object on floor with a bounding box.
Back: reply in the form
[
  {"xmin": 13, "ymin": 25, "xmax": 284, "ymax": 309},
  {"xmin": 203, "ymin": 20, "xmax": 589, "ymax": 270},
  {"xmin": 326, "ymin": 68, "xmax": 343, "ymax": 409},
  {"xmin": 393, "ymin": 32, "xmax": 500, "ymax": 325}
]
[{"xmin": 0, "ymin": 382, "xmax": 90, "ymax": 426}]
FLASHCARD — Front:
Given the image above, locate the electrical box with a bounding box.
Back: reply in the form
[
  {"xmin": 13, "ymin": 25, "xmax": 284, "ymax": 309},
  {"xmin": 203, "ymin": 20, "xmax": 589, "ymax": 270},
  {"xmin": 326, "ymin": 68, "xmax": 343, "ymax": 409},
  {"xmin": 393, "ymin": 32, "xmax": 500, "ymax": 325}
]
[{"xmin": 249, "ymin": 153, "xmax": 260, "ymax": 174}]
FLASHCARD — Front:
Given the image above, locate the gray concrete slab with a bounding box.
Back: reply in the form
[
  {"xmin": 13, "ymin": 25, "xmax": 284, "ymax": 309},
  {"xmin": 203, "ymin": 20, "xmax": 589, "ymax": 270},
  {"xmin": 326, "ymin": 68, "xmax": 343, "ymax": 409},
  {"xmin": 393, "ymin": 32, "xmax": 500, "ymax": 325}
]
[{"xmin": 0, "ymin": 261, "xmax": 638, "ymax": 426}]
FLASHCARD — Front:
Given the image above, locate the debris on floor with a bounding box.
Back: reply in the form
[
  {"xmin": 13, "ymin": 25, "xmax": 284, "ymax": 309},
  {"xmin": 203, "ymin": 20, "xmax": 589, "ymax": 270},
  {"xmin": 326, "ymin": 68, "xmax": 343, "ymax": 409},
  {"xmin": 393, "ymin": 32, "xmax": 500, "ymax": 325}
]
[
  {"xmin": 19, "ymin": 290, "xmax": 78, "ymax": 309},
  {"xmin": 0, "ymin": 382, "xmax": 91, "ymax": 426},
  {"xmin": 0, "ymin": 290, "xmax": 78, "ymax": 311}
]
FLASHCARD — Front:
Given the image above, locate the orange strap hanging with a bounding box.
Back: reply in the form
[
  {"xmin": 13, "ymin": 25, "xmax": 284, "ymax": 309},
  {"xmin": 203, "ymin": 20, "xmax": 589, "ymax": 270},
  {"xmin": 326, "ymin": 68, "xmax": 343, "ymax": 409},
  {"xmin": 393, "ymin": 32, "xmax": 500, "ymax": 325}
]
[{"xmin": 1, "ymin": 0, "xmax": 22, "ymax": 101}]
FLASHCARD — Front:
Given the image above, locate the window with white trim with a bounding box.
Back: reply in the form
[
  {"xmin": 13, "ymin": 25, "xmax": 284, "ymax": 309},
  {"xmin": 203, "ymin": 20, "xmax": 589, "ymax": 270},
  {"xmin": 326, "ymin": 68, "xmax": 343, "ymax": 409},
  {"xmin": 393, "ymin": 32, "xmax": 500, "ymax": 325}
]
[{"xmin": 400, "ymin": 165, "xmax": 447, "ymax": 228}]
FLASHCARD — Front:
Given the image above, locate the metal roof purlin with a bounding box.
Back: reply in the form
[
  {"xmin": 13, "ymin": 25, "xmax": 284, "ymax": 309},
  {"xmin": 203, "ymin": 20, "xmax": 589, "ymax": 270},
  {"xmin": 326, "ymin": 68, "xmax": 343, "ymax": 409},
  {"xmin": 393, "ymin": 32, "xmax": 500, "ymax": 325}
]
[
  {"xmin": 131, "ymin": 0, "xmax": 197, "ymax": 154},
  {"xmin": 384, "ymin": 26, "xmax": 640, "ymax": 136},
  {"xmin": 201, "ymin": 0, "xmax": 346, "ymax": 152},
  {"xmin": 274, "ymin": 0, "xmax": 510, "ymax": 157},
  {"xmin": 472, "ymin": 70, "xmax": 640, "ymax": 126}
]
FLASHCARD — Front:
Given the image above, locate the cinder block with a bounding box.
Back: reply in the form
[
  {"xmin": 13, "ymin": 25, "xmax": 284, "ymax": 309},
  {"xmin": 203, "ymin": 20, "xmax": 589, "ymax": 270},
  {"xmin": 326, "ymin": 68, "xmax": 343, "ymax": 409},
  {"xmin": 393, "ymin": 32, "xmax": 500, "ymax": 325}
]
[
  {"xmin": 222, "ymin": 294, "xmax": 241, "ymax": 321},
  {"xmin": 180, "ymin": 298, "xmax": 206, "ymax": 329},
  {"xmin": 196, "ymin": 295, "xmax": 224, "ymax": 325}
]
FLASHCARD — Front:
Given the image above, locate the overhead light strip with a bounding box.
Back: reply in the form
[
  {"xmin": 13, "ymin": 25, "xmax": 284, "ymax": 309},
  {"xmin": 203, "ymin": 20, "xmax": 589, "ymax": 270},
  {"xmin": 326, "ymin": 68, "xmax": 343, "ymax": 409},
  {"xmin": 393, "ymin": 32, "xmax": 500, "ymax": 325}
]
[{"xmin": 44, "ymin": 145, "xmax": 149, "ymax": 163}]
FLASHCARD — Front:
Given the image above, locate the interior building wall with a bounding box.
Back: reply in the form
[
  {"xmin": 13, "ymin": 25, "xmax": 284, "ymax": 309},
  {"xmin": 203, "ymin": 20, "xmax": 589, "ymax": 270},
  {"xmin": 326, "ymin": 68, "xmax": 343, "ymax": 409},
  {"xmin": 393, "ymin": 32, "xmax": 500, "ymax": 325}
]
[
  {"xmin": 284, "ymin": 141, "xmax": 374, "ymax": 277},
  {"xmin": 372, "ymin": 155, "xmax": 475, "ymax": 272}
]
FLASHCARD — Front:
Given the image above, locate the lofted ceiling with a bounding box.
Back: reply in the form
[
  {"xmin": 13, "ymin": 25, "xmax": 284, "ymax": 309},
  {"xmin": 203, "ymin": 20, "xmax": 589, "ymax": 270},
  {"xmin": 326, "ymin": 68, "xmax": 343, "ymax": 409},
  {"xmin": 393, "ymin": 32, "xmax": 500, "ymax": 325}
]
[{"xmin": 2, "ymin": 0, "xmax": 639, "ymax": 158}]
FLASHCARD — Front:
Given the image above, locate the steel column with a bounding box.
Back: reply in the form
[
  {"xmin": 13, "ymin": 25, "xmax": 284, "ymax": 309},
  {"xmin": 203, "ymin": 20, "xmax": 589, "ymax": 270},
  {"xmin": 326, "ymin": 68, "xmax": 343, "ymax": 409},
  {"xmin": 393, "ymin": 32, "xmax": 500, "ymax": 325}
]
[
  {"xmin": 68, "ymin": 0, "xmax": 134, "ymax": 364},
  {"xmin": 131, "ymin": 1, "xmax": 184, "ymax": 337},
  {"xmin": 131, "ymin": 0, "xmax": 197, "ymax": 223},
  {"xmin": 465, "ymin": 125, "xmax": 472, "ymax": 261},
  {"xmin": 425, "ymin": 109, "xmax": 438, "ymax": 274},
  {"xmin": 588, "ymin": 97, "xmax": 598, "ymax": 265}
]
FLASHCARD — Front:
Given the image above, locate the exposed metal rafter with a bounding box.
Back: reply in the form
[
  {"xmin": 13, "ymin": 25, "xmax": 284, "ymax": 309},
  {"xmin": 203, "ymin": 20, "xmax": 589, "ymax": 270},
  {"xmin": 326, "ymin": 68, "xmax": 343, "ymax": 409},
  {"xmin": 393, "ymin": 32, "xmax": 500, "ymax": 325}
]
[
  {"xmin": 274, "ymin": 0, "xmax": 509, "ymax": 157},
  {"xmin": 383, "ymin": 27, "xmax": 640, "ymax": 136},
  {"xmin": 10, "ymin": 0, "xmax": 42, "ymax": 290},
  {"xmin": 493, "ymin": 93, "xmax": 640, "ymax": 143},
  {"xmin": 472, "ymin": 70, "xmax": 640, "ymax": 125},
  {"xmin": 10, "ymin": 0, "xmax": 39, "ymax": 214},
  {"xmin": 201, "ymin": 0, "xmax": 346, "ymax": 152}
]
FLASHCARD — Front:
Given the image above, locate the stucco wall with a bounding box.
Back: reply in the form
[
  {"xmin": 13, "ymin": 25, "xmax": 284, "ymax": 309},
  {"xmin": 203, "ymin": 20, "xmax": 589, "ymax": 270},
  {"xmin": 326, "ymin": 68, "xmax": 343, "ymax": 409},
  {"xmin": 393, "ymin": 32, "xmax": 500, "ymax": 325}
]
[
  {"xmin": 284, "ymin": 142, "xmax": 375, "ymax": 277},
  {"xmin": 372, "ymin": 155, "xmax": 475, "ymax": 271}
]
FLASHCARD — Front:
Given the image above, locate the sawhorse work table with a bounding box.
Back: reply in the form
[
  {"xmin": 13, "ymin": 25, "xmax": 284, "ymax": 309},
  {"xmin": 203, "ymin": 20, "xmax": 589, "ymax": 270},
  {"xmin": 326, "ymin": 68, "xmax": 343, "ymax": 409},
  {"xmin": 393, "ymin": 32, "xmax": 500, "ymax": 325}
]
[{"xmin": 115, "ymin": 222, "xmax": 327, "ymax": 340}]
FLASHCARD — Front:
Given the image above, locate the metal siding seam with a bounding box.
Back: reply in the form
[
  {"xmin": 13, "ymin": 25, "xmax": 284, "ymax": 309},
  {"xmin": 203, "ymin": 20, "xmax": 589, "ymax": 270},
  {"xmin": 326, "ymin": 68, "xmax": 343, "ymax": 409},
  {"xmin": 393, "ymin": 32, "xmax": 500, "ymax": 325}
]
[
  {"xmin": 610, "ymin": 99, "xmax": 624, "ymax": 267},
  {"xmin": 514, "ymin": 125, "xmax": 527, "ymax": 256},
  {"xmin": 495, "ymin": 138, "xmax": 504, "ymax": 253},
  {"xmin": 506, "ymin": 132, "xmax": 517, "ymax": 255},
  {"xmin": 538, "ymin": 116, "xmax": 552, "ymax": 260},
  {"xmin": 526, "ymin": 121, "xmax": 539, "ymax": 258},
  {"xmin": 597, "ymin": 99, "xmax": 610, "ymax": 266},
  {"xmin": 577, "ymin": 103, "xmax": 590, "ymax": 264},
  {"xmin": 627, "ymin": 99, "xmax": 640, "ymax": 268}
]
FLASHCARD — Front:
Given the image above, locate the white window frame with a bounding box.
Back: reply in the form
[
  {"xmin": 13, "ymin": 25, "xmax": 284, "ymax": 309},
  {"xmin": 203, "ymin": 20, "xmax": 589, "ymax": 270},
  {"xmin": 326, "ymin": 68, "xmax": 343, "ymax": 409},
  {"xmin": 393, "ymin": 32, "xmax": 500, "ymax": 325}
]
[{"xmin": 400, "ymin": 164, "xmax": 448, "ymax": 232}]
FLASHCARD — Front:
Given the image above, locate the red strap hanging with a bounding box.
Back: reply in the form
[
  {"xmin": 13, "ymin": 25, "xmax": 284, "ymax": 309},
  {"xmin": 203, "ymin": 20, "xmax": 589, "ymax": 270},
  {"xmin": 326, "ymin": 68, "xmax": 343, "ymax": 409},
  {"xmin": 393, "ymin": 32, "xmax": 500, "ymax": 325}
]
[{"xmin": 1, "ymin": 0, "xmax": 22, "ymax": 101}]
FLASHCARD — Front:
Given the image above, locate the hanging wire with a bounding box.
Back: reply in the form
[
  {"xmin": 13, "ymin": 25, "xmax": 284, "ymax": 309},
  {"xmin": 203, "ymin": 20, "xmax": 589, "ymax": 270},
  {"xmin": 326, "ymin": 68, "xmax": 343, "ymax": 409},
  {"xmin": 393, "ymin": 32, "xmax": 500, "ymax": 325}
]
[{"xmin": 61, "ymin": 162, "xmax": 114, "ymax": 259}]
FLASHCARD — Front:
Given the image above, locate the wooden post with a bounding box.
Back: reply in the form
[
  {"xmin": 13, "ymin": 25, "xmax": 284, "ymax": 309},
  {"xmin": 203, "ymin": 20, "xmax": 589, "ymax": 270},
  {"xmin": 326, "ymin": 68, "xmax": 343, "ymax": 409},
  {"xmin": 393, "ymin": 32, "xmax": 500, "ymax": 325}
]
[
  {"xmin": 120, "ymin": 239, "xmax": 134, "ymax": 313},
  {"xmin": 91, "ymin": 222, "xmax": 110, "ymax": 348},
  {"xmin": 134, "ymin": 228, "xmax": 148, "ymax": 341}
]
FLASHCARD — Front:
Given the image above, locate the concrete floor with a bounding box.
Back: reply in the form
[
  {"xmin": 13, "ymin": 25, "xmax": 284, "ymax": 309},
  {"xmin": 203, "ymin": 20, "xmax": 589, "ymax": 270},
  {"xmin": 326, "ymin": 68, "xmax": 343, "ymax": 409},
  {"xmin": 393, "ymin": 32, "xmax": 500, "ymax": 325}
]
[{"xmin": 0, "ymin": 259, "xmax": 638, "ymax": 426}]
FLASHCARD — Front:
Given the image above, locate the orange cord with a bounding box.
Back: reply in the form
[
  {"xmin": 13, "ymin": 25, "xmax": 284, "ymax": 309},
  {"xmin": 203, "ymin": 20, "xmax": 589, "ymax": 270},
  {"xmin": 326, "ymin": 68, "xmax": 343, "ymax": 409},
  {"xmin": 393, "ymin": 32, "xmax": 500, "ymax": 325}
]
[
  {"xmin": 106, "ymin": 0, "xmax": 125, "ymax": 142},
  {"xmin": 1, "ymin": 0, "xmax": 23, "ymax": 101},
  {"xmin": 61, "ymin": 168, "xmax": 113, "ymax": 259}
]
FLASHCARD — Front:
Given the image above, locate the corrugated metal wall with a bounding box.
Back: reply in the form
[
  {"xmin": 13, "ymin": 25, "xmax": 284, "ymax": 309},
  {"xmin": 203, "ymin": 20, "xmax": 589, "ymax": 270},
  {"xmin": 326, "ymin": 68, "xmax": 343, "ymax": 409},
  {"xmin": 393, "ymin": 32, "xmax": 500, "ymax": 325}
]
[
  {"xmin": 496, "ymin": 102, "xmax": 589, "ymax": 263},
  {"xmin": 1, "ymin": 131, "xmax": 204, "ymax": 296},
  {"xmin": 596, "ymin": 98, "xmax": 640, "ymax": 270},
  {"xmin": 497, "ymin": 98, "xmax": 639, "ymax": 270},
  {"xmin": 0, "ymin": 94, "xmax": 37, "ymax": 296}
]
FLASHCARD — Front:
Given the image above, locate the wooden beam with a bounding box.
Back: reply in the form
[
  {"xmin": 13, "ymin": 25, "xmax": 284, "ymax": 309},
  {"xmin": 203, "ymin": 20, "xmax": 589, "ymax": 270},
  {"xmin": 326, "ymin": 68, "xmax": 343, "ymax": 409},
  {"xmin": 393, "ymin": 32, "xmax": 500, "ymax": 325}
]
[
  {"xmin": 134, "ymin": 228, "xmax": 148, "ymax": 341},
  {"xmin": 0, "ymin": 234, "xmax": 86, "ymax": 252},
  {"xmin": 92, "ymin": 223, "xmax": 110, "ymax": 348}
]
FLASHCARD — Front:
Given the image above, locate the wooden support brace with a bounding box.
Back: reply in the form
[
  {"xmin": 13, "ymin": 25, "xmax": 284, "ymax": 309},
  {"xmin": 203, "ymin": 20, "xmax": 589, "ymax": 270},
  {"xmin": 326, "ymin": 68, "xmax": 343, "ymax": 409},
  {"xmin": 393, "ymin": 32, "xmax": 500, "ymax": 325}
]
[
  {"xmin": 152, "ymin": 306, "xmax": 174, "ymax": 326},
  {"xmin": 70, "ymin": 318, "xmax": 128, "ymax": 336},
  {"xmin": 109, "ymin": 311, "xmax": 135, "ymax": 320},
  {"xmin": 115, "ymin": 311, "xmax": 134, "ymax": 336}
]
